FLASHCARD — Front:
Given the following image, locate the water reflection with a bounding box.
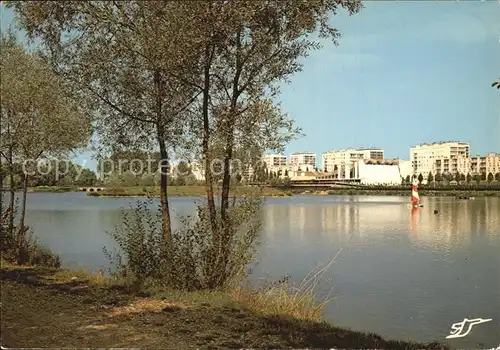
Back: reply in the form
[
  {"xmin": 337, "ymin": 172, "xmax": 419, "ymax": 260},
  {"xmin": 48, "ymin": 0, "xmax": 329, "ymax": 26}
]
[
  {"xmin": 262, "ymin": 197, "xmax": 500, "ymax": 249},
  {"xmin": 257, "ymin": 196, "xmax": 500, "ymax": 348}
]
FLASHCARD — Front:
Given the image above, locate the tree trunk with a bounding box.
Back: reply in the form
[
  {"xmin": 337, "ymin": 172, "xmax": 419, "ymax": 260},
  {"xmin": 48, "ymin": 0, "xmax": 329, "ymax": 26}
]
[
  {"xmin": 220, "ymin": 127, "xmax": 234, "ymax": 221},
  {"xmin": 18, "ymin": 172, "xmax": 29, "ymax": 240},
  {"xmin": 8, "ymin": 144, "xmax": 15, "ymax": 237},
  {"xmin": 202, "ymin": 44, "xmax": 218, "ymax": 236},
  {"xmin": 0, "ymin": 150, "xmax": 3, "ymax": 240},
  {"xmin": 154, "ymin": 68, "xmax": 172, "ymax": 243},
  {"xmin": 157, "ymin": 131, "xmax": 172, "ymax": 243},
  {"xmin": 220, "ymin": 28, "xmax": 243, "ymax": 223}
]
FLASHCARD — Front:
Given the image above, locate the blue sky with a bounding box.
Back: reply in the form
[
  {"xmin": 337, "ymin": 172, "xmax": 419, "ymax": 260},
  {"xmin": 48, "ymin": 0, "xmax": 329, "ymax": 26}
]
[{"xmin": 2, "ymin": 2, "xmax": 499, "ymax": 170}]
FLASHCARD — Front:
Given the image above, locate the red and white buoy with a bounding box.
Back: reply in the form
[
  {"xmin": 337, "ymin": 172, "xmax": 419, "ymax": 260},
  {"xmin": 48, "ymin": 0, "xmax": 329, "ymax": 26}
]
[{"xmin": 411, "ymin": 177, "xmax": 420, "ymax": 208}]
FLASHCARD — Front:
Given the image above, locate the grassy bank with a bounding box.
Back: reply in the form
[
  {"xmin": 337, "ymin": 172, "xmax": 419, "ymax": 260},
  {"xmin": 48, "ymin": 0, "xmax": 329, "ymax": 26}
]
[
  {"xmin": 90, "ymin": 185, "xmax": 292, "ymax": 198},
  {"xmin": 27, "ymin": 186, "xmax": 78, "ymax": 193},
  {"xmin": 0, "ymin": 262, "xmax": 446, "ymax": 349}
]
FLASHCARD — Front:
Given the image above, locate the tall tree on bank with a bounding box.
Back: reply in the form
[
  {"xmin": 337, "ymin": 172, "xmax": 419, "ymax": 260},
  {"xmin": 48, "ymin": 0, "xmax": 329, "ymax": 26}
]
[
  {"xmin": 177, "ymin": 0, "xmax": 362, "ymax": 286},
  {"xmin": 10, "ymin": 1, "xmax": 364, "ymax": 288},
  {"xmin": 7, "ymin": 1, "xmax": 200, "ymax": 242},
  {"xmin": 0, "ymin": 32, "xmax": 91, "ymax": 247}
]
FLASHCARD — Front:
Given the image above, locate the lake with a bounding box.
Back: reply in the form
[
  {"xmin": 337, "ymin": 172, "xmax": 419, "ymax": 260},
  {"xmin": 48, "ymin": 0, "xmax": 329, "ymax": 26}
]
[{"xmin": 4, "ymin": 192, "xmax": 500, "ymax": 348}]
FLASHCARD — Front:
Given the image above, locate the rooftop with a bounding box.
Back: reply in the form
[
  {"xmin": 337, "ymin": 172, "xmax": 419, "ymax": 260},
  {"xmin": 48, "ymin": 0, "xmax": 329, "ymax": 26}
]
[
  {"xmin": 263, "ymin": 154, "xmax": 286, "ymax": 157},
  {"xmin": 289, "ymin": 152, "xmax": 316, "ymax": 156},
  {"xmin": 413, "ymin": 141, "xmax": 470, "ymax": 147},
  {"xmin": 323, "ymin": 147, "xmax": 383, "ymax": 153}
]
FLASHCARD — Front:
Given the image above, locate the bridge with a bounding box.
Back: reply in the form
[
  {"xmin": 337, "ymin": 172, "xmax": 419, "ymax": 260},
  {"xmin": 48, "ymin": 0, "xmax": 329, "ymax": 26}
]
[{"xmin": 79, "ymin": 187, "xmax": 105, "ymax": 193}]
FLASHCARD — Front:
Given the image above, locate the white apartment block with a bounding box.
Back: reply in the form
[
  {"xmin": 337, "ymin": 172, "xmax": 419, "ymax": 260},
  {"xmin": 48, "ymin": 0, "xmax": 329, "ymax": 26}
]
[
  {"xmin": 261, "ymin": 154, "xmax": 288, "ymax": 175},
  {"xmin": 470, "ymin": 153, "xmax": 500, "ymax": 175},
  {"xmin": 288, "ymin": 152, "xmax": 317, "ymax": 171},
  {"xmin": 410, "ymin": 141, "xmax": 470, "ymax": 176},
  {"xmin": 321, "ymin": 147, "xmax": 384, "ymax": 172},
  {"xmin": 262, "ymin": 154, "xmax": 287, "ymax": 167}
]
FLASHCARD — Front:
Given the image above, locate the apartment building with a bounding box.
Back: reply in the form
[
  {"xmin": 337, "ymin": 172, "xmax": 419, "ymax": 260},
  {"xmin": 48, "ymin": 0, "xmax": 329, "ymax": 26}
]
[
  {"xmin": 261, "ymin": 154, "xmax": 288, "ymax": 175},
  {"xmin": 470, "ymin": 153, "xmax": 500, "ymax": 175},
  {"xmin": 321, "ymin": 147, "xmax": 384, "ymax": 172},
  {"xmin": 409, "ymin": 141, "xmax": 470, "ymax": 176},
  {"xmin": 262, "ymin": 154, "xmax": 287, "ymax": 167},
  {"xmin": 288, "ymin": 152, "xmax": 317, "ymax": 171}
]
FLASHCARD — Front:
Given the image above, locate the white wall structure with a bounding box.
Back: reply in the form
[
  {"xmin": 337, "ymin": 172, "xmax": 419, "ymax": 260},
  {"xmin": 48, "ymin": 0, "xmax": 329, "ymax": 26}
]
[
  {"xmin": 357, "ymin": 161, "xmax": 402, "ymax": 185},
  {"xmin": 398, "ymin": 160, "xmax": 413, "ymax": 180}
]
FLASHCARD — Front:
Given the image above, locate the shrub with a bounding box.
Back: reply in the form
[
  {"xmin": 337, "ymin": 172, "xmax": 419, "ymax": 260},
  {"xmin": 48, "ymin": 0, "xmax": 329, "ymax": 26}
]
[
  {"xmin": 103, "ymin": 194, "xmax": 263, "ymax": 291},
  {"xmin": 1, "ymin": 204, "xmax": 60, "ymax": 268}
]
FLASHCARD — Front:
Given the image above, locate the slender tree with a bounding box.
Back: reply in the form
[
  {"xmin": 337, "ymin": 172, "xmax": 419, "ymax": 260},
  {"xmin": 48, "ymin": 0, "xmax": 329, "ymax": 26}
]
[
  {"xmin": 487, "ymin": 172, "xmax": 494, "ymax": 183},
  {"xmin": 8, "ymin": 1, "xmax": 201, "ymax": 242},
  {"xmin": 0, "ymin": 33, "xmax": 91, "ymax": 243},
  {"xmin": 466, "ymin": 173, "xmax": 472, "ymax": 183},
  {"xmin": 189, "ymin": 1, "xmax": 362, "ymax": 285}
]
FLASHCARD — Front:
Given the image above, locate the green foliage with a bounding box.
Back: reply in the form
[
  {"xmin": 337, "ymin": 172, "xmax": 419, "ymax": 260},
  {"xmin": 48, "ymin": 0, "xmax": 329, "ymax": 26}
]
[
  {"xmin": 487, "ymin": 172, "xmax": 494, "ymax": 183},
  {"xmin": 427, "ymin": 173, "xmax": 434, "ymax": 183},
  {"xmin": 418, "ymin": 173, "xmax": 424, "ymax": 183},
  {"xmin": 5, "ymin": 159, "xmax": 97, "ymax": 187},
  {"xmin": 104, "ymin": 195, "xmax": 262, "ymax": 291},
  {"xmin": 0, "ymin": 33, "xmax": 91, "ymax": 161},
  {"xmin": 1, "ymin": 204, "xmax": 60, "ymax": 268}
]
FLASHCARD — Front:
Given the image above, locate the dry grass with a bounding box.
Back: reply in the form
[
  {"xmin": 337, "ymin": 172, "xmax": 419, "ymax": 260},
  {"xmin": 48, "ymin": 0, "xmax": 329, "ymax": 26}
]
[
  {"xmin": 105, "ymin": 298, "xmax": 187, "ymax": 317},
  {"xmin": 2, "ymin": 253, "xmax": 339, "ymax": 324},
  {"xmin": 1, "ymin": 262, "xmax": 449, "ymax": 349},
  {"xmin": 52, "ymin": 268, "xmax": 111, "ymax": 286},
  {"xmin": 232, "ymin": 251, "xmax": 341, "ymax": 322}
]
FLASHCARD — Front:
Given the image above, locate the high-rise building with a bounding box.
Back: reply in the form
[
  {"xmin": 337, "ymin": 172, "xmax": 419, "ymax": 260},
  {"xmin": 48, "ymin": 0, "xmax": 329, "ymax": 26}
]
[
  {"xmin": 321, "ymin": 147, "xmax": 384, "ymax": 172},
  {"xmin": 262, "ymin": 154, "xmax": 287, "ymax": 167},
  {"xmin": 288, "ymin": 152, "xmax": 317, "ymax": 171},
  {"xmin": 470, "ymin": 153, "xmax": 500, "ymax": 176},
  {"xmin": 409, "ymin": 141, "xmax": 470, "ymax": 176}
]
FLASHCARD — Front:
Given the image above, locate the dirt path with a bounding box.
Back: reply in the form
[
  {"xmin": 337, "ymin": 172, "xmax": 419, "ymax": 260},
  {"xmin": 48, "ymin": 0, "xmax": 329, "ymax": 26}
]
[{"xmin": 1, "ymin": 266, "xmax": 447, "ymax": 349}]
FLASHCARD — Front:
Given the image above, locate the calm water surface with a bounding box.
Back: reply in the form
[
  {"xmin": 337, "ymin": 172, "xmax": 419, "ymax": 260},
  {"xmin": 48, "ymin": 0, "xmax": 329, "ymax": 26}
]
[{"xmin": 8, "ymin": 192, "xmax": 500, "ymax": 348}]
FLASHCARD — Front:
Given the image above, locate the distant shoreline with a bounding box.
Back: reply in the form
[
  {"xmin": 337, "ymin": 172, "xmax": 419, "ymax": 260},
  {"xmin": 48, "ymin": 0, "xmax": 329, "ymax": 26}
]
[{"xmin": 10, "ymin": 185, "xmax": 500, "ymax": 198}]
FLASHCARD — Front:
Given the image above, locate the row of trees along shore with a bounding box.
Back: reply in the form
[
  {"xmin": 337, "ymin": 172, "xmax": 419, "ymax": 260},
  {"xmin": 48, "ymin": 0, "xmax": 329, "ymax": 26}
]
[
  {"xmin": 404, "ymin": 172, "xmax": 500, "ymax": 185},
  {"xmin": 1, "ymin": 1, "xmax": 498, "ymax": 291}
]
